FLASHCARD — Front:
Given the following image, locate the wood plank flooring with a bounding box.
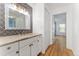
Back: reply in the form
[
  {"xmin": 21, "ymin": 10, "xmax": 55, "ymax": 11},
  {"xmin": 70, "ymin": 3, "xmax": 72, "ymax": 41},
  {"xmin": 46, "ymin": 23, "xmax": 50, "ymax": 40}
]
[
  {"xmin": 38, "ymin": 43, "xmax": 74, "ymax": 56},
  {"xmin": 38, "ymin": 35, "xmax": 74, "ymax": 56},
  {"xmin": 44, "ymin": 43, "xmax": 74, "ymax": 56}
]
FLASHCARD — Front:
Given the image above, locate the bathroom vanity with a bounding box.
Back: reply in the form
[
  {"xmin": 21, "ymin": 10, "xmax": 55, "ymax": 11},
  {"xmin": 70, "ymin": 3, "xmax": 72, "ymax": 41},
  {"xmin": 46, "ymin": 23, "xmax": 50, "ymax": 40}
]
[
  {"xmin": 0, "ymin": 4, "xmax": 42, "ymax": 56},
  {"xmin": 0, "ymin": 33, "xmax": 42, "ymax": 56}
]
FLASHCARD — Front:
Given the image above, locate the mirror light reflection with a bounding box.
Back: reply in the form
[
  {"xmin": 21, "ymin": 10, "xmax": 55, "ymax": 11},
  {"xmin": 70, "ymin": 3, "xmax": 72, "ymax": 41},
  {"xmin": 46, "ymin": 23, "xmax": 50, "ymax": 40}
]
[{"xmin": 9, "ymin": 4, "xmax": 30, "ymax": 16}]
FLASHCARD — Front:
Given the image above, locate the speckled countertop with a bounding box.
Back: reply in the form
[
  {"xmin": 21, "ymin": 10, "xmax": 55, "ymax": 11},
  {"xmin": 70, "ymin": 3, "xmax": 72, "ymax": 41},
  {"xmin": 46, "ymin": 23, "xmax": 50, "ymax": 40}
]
[{"xmin": 0, "ymin": 33, "xmax": 41, "ymax": 47}]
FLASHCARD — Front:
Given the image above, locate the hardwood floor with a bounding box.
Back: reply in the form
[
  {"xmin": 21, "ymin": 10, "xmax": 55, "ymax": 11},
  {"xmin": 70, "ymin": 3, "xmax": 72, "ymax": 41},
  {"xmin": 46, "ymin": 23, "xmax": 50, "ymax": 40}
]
[
  {"xmin": 38, "ymin": 35, "xmax": 74, "ymax": 56},
  {"xmin": 38, "ymin": 43, "xmax": 74, "ymax": 56},
  {"xmin": 44, "ymin": 43, "xmax": 74, "ymax": 56},
  {"xmin": 55, "ymin": 35, "xmax": 66, "ymax": 50}
]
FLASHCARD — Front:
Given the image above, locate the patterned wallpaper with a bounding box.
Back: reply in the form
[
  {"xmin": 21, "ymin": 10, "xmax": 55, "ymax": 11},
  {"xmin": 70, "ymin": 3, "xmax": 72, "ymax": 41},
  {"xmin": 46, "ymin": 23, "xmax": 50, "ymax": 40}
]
[{"xmin": 0, "ymin": 3, "xmax": 32, "ymax": 36}]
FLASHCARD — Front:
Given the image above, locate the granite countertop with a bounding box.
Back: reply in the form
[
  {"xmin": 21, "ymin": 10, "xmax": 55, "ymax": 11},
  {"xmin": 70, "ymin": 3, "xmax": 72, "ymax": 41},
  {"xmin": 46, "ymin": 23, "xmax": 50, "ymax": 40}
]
[{"xmin": 0, "ymin": 33, "xmax": 41, "ymax": 47}]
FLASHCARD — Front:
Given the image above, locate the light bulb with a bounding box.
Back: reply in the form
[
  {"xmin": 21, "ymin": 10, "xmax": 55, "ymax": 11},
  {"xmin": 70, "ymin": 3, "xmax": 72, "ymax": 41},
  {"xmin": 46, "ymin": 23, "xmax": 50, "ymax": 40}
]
[{"xmin": 13, "ymin": 4, "xmax": 17, "ymax": 9}]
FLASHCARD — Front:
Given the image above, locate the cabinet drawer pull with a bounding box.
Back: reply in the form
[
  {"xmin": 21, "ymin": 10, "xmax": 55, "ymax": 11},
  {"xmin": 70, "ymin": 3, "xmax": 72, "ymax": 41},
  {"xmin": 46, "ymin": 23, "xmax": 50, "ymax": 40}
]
[
  {"xmin": 16, "ymin": 51, "xmax": 19, "ymax": 54},
  {"xmin": 38, "ymin": 40, "xmax": 39, "ymax": 42},
  {"xmin": 7, "ymin": 47, "xmax": 11, "ymax": 50},
  {"xmin": 29, "ymin": 44, "xmax": 33, "ymax": 46}
]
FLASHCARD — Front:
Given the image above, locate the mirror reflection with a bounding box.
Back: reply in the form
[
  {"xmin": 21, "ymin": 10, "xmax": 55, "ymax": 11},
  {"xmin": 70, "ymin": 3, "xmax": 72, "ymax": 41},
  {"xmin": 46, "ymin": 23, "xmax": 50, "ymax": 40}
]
[{"xmin": 5, "ymin": 3, "xmax": 32, "ymax": 30}]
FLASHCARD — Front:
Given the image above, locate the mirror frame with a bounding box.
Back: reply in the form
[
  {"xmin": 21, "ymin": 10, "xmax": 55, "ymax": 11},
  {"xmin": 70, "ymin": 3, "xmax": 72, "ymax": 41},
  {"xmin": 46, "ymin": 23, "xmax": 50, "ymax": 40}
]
[{"xmin": 5, "ymin": 3, "xmax": 32, "ymax": 33}]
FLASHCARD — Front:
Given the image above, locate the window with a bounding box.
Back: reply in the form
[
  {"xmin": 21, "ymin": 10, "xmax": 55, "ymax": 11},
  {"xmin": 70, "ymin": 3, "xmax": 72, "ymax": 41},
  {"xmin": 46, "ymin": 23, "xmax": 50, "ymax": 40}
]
[
  {"xmin": 9, "ymin": 17, "xmax": 16, "ymax": 28},
  {"xmin": 59, "ymin": 24, "xmax": 65, "ymax": 32}
]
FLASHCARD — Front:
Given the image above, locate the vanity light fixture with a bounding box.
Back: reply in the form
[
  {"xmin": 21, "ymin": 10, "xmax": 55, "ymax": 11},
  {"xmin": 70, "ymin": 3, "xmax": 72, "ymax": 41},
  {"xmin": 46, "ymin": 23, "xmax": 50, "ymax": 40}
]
[{"xmin": 9, "ymin": 3, "xmax": 30, "ymax": 16}]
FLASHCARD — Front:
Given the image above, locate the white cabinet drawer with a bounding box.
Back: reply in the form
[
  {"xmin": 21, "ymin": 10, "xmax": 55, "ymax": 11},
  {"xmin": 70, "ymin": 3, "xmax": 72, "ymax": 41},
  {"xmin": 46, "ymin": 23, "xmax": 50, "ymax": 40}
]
[
  {"xmin": 19, "ymin": 37, "xmax": 36, "ymax": 48},
  {"xmin": 5, "ymin": 50, "xmax": 19, "ymax": 56},
  {"xmin": 0, "ymin": 42, "xmax": 18, "ymax": 56}
]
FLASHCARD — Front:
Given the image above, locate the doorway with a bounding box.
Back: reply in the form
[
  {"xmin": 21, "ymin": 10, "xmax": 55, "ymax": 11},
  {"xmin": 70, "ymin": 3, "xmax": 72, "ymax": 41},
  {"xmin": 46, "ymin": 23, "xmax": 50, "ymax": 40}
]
[{"xmin": 53, "ymin": 13, "xmax": 66, "ymax": 50}]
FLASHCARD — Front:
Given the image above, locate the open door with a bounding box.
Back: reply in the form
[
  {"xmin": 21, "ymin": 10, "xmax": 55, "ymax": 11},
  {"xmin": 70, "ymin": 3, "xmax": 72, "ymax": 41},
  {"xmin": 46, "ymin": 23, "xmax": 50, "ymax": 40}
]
[{"xmin": 53, "ymin": 13, "xmax": 66, "ymax": 50}]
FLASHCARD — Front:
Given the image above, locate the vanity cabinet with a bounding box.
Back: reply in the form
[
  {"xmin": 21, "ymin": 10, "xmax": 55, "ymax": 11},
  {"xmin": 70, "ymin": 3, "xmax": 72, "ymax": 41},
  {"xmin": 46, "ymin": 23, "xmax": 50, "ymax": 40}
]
[
  {"xmin": 19, "ymin": 35, "xmax": 42, "ymax": 56},
  {"xmin": 31, "ymin": 39, "xmax": 38, "ymax": 56},
  {"xmin": 0, "ymin": 34, "xmax": 42, "ymax": 56},
  {"xmin": 31, "ymin": 35, "xmax": 42, "ymax": 56},
  {"xmin": 38, "ymin": 35, "xmax": 42, "ymax": 53},
  {"xmin": 0, "ymin": 42, "xmax": 19, "ymax": 56},
  {"xmin": 19, "ymin": 45, "xmax": 30, "ymax": 56},
  {"xmin": 19, "ymin": 38, "xmax": 32, "ymax": 56},
  {"xmin": 5, "ymin": 50, "xmax": 19, "ymax": 56}
]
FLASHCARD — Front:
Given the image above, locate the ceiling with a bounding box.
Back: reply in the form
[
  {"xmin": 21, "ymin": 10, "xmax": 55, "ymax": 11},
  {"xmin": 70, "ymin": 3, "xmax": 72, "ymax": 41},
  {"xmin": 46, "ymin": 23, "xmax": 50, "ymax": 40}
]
[{"xmin": 45, "ymin": 3, "xmax": 72, "ymax": 13}]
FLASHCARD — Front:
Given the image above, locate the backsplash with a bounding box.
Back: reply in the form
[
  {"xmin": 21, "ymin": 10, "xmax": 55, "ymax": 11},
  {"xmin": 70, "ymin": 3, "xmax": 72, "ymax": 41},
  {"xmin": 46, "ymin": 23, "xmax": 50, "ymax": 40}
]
[{"xmin": 0, "ymin": 3, "xmax": 32, "ymax": 36}]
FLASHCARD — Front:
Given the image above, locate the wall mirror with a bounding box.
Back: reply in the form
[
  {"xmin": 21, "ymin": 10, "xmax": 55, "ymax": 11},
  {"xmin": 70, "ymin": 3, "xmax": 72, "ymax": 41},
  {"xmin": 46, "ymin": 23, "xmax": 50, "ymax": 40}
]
[{"xmin": 5, "ymin": 3, "xmax": 32, "ymax": 31}]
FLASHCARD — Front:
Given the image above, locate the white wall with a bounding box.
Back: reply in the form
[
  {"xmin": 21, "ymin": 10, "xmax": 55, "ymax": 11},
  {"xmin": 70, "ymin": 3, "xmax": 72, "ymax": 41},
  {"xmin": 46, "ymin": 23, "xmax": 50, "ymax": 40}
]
[
  {"xmin": 28, "ymin": 3, "xmax": 44, "ymax": 34},
  {"xmin": 44, "ymin": 8, "xmax": 51, "ymax": 50},
  {"xmin": 45, "ymin": 4, "xmax": 54, "ymax": 44},
  {"xmin": 28, "ymin": 3, "xmax": 45, "ymax": 52},
  {"xmin": 28, "ymin": 3, "xmax": 52, "ymax": 53},
  {"xmin": 71, "ymin": 4, "xmax": 79, "ymax": 56}
]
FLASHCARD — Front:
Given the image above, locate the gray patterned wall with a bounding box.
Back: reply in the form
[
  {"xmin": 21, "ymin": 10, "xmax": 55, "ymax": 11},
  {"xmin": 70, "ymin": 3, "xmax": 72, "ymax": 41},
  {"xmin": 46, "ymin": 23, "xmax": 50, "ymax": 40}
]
[{"xmin": 0, "ymin": 4, "xmax": 32, "ymax": 36}]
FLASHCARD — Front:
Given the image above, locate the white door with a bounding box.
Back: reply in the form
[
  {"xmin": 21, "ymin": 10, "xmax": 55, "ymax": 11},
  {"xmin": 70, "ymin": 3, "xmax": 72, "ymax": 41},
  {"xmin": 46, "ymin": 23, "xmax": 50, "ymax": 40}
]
[
  {"xmin": 31, "ymin": 40, "xmax": 38, "ymax": 56},
  {"xmin": 20, "ymin": 45, "xmax": 30, "ymax": 56}
]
